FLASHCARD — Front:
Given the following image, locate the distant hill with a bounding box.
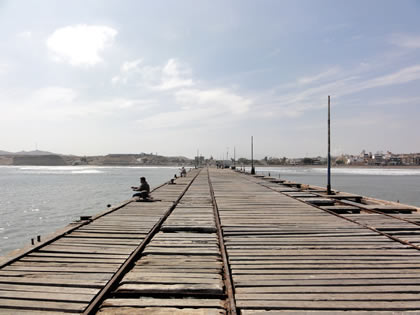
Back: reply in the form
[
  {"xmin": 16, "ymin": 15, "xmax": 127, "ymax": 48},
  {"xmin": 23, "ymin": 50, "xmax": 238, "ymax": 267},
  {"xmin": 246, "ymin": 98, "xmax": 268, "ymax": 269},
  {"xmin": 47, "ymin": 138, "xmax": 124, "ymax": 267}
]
[
  {"xmin": 13, "ymin": 155, "xmax": 67, "ymax": 166},
  {"xmin": 0, "ymin": 150, "xmax": 194, "ymax": 166},
  {"xmin": 0, "ymin": 150, "xmax": 56, "ymax": 156},
  {"xmin": 14, "ymin": 150, "xmax": 56, "ymax": 155}
]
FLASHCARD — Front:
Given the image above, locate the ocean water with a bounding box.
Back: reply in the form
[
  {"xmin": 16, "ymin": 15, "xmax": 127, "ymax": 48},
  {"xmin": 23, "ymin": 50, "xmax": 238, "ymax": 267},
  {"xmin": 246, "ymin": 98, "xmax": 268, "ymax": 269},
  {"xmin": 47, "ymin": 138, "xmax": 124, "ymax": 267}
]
[
  {"xmin": 1, "ymin": 165, "xmax": 420, "ymax": 256},
  {"xmin": 0, "ymin": 166, "xmax": 183, "ymax": 256},
  {"xmin": 250, "ymin": 166, "xmax": 420, "ymax": 207}
]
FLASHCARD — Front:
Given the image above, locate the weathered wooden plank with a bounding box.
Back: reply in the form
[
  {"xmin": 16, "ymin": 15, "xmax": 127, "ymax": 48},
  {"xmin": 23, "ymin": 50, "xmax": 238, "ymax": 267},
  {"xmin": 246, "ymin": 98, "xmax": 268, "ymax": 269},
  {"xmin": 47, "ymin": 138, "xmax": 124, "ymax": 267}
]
[
  {"xmin": 0, "ymin": 283, "xmax": 98, "ymax": 295},
  {"xmin": 0, "ymin": 276, "xmax": 106, "ymax": 287},
  {"xmin": 240, "ymin": 310, "xmax": 401, "ymax": 314},
  {"xmin": 125, "ymin": 272, "xmax": 221, "ymax": 279},
  {"xmin": 236, "ymin": 285, "xmax": 420, "ymax": 294},
  {"xmin": 234, "ymin": 278, "xmax": 420, "ymax": 286},
  {"xmin": 0, "ymin": 298, "xmax": 86, "ymax": 312},
  {"xmin": 98, "ymin": 307, "xmax": 225, "ymax": 315},
  {"xmin": 101, "ymin": 297, "xmax": 225, "ymax": 308},
  {"xmin": 121, "ymin": 275, "xmax": 222, "ymax": 285},
  {"xmin": 0, "ymin": 290, "xmax": 93, "ymax": 302},
  {"xmin": 0, "ymin": 270, "xmax": 112, "ymax": 280},
  {"xmin": 236, "ymin": 293, "xmax": 420, "ymax": 301},
  {"xmin": 115, "ymin": 283, "xmax": 224, "ymax": 295},
  {"xmin": 0, "ymin": 310, "xmax": 71, "ymax": 315},
  {"xmin": 4, "ymin": 266, "xmax": 117, "ymax": 273},
  {"xmin": 237, "ymin": 299, "xmax": 420, "ymax": 310},
  {"xmin": 20, "ymin": 257, "xmax": 125, "ymax": 263}
]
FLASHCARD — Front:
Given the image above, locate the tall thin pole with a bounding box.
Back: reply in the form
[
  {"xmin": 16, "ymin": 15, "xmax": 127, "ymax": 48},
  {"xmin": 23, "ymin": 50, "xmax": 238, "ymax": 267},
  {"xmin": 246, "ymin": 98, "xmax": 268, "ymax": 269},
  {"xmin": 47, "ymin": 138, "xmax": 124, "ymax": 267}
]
[
  {"xmin": 234, "ymin": 147, "xmax": 236, "ymax": 167},
  {"xmin": 327, "ymin": 96, "xmax": 332, "ymax": 195},
  {"xmin": 251, "ymin": 136, "xmax": 255, "ymax": 174}
]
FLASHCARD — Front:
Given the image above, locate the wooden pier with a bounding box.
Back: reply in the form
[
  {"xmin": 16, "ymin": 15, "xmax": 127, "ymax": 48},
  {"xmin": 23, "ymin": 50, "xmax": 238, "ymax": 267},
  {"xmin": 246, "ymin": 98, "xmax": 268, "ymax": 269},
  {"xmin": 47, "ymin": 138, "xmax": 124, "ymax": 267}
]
[{"xmin": 1, "ymin": 168, "xmax": 420, "ymax": 314}]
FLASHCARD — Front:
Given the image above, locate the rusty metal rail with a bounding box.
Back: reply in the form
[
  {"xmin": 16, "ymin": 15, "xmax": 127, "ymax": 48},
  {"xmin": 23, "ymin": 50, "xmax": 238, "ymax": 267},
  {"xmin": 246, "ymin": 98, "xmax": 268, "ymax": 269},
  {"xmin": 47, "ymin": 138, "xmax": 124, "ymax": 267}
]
[
  {"xmin": 83, "ymin": 170, "xmax": 201, "ymax": 314},
  {"xmin": 207, "ymin": 168, "xmax": 237, "ymax": 315},
  {"xmin": 244, "ymin": 172, "xmax": 420, "ymax": 252}
]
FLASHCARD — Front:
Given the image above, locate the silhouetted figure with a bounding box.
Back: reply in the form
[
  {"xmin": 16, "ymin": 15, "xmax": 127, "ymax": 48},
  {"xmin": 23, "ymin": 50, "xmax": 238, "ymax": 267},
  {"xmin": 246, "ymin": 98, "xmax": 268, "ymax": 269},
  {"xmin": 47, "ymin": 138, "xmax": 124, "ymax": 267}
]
[{"xmin": 132, "ymin": 177, "xmax": 150, "ymax": 200}]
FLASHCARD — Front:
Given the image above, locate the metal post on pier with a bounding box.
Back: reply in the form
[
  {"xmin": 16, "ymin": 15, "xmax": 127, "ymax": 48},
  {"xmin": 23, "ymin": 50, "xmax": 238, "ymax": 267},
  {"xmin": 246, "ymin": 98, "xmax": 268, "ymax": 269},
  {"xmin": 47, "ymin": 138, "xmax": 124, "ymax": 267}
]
[
  {"xmin": 234, "ymin": 146, "xmax": 236, "ymax": 168},
  {"xmin": 226, "ymin": 147, "xmax": 229, "ymax": 165},
  {"xmin": 251, "ymin": 136, "xmax": 255, "ymax": 175},
  {"xmin": 327, "ymin": 95, "xmax": 332, "ymax": 195}
]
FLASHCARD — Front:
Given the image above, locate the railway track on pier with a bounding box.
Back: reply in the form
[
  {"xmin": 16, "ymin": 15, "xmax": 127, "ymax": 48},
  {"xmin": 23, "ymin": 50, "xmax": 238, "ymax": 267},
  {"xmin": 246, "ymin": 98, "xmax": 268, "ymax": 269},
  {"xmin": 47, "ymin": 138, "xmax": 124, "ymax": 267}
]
[
  {"xmin": 2, "ymin": 168, "xmax": 420, "ymax": 313},
  {"xmin": 0, "ymin": 169, "xmax": 236, "ymax": 314},
  {"xmin": 245, "ymin": 172, "xmax": 420, "ymax": 252},
  {"xmin": 211, "ymin": 169, "xmax": 420, "ymax": 314}
]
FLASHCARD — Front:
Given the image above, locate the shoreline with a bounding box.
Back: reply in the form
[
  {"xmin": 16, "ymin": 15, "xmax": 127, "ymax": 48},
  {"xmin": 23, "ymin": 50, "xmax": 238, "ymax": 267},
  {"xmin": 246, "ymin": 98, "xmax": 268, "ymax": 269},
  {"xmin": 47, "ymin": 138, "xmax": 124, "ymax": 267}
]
[
  {"xmin": 250, "ymin": 165, "xmax": 420, "ymax": 169},
  {"xmin": 1, "ymin": 164, "xmax": 420, "ymax": 169}
]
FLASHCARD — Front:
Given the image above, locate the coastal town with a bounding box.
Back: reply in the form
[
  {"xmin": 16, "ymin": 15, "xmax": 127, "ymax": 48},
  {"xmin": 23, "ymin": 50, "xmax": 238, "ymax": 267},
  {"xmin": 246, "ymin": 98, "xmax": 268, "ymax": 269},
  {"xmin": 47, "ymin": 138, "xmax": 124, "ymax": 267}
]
[{"xmin": 251, "ymin": 150, "xmax": 420, "ymax": 166}]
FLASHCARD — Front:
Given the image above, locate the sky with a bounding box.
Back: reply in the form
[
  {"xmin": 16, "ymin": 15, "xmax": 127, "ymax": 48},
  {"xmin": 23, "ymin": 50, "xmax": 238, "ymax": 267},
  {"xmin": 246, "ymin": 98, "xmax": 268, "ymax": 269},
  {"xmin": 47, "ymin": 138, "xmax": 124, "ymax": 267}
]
[{"xmin": 0, "ymin": 0, "xmax": 420, "ymax": 159}]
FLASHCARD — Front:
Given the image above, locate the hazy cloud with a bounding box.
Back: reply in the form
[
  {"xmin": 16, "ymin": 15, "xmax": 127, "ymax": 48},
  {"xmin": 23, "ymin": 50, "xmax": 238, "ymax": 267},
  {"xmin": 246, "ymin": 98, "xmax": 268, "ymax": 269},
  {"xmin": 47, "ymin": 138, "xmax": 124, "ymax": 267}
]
[
  {"xmin": 112, "ymin": 58, "xmax": 193, "ymax": 90},
  {"xmin": 46, "ymin": 24, "xmax": 117, "ymax": 66},
  {"xmin": 33, "ymin": 87, "xmax": 78, "ymax": 104},
  {"xmin": 390, "ymin": 33, "xmax": 420, "ymax": 49},
  {"xmin": 0, "ymin": 63, "xmax": 8, "ymax": 74},
  {"xmin": 297, "ymin": 67, "xmax": 340, "ymax": 85},
  {"xmin": 157, "ymin": 59, "xmax": 194, "ymax": 90},
  {"xmin": 0, "ymin": 85, "xmax": 153, "ymax": 121},
  {"xmin": 139, "ymin": 88, "xmax": 252, "ymax": 129},
  {"xmin": 357, "ymin": 64, "xmax": 420, "ymax": 90},
  {"xmin": 176, "ymin": 88, "xmax": 250, "ymax": 114},
  {"xmin": 17, "ymin": 31, "xmax": 32, "ymax": 38}
]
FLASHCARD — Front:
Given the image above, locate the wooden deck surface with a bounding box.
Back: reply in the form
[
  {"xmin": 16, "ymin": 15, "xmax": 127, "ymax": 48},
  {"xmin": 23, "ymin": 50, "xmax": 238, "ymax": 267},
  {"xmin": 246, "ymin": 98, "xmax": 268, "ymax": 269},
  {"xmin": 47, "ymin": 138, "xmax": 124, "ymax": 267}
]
[
  {"xmin": 212, "ymin": 170, "xmax": 420, "ymax": 313},
  {"xmin": 1, "ymin": 168, "xmax": 420, "ymax": 314}
]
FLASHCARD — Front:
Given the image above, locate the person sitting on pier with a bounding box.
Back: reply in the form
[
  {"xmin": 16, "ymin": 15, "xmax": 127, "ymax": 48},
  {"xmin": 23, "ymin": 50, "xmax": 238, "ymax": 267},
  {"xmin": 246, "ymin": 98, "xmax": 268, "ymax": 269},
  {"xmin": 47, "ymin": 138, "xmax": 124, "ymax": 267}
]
[{"xmin": 131, "ymin": 177, "xmax": 150, "ymax": 200}]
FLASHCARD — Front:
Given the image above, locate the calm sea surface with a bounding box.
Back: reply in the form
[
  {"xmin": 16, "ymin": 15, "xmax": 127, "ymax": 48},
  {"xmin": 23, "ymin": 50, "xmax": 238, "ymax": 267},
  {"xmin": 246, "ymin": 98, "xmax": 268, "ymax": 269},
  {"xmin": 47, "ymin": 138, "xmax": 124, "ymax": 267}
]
[
  {"xmin": 1, "ymin": 165, "xmax": 420, "ymax": 256},
  {"xmin": 251, "ymin": 166, "xmax": 420, "ymax": 207},
  {"xmin": 0, "ymin": 166, "xmax": 181, "ymax": 256}
]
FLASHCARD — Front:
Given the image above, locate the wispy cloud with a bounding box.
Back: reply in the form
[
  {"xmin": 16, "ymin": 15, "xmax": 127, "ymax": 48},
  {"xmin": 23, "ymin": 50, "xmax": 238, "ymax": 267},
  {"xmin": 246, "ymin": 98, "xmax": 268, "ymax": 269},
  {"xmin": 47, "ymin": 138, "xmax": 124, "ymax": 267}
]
[
  {"xmin": 139, "ymin": 88, "xmax": 252, "ymax": 129},
  {"xmin": 110, "ymin": 58, "xmax": 253, "ymax": 129},
  {"xmin": 258, "ymin": 63, "xmax": 420, "ymax": 118},
  {"xmin": 112, "ymin": 58, "xmax": 193, "ymax": 90},
  {"xmin": 354, "ymin": 64, "xmax": 420, "ymax": 91},
  {"xmin": 157, "ymin": 59, "xmax": 194, "ymax": 90},
  {"xmin": 0, "ymin": 86, "xmax": 152, "ymax": 121},
  {"xmin": 297, "ymin": 67, "xmax": 340, "ymax": 85},
  {"xmin": 46, "ymin": 24, "xmax": 117, "ymax": 66},
  {"xmin": 390, "ymin": 33, "xmax": 420, "ymax": 49},
  {"xmin": 33, "ymin": 87, "xmax": 78, "ymax": 104}
]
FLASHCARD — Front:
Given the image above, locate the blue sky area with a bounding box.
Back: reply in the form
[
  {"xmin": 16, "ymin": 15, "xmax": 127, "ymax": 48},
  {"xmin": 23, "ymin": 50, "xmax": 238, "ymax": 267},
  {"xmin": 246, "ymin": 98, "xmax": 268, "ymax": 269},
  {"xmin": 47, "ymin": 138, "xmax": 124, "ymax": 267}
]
[{"xmin": 0, "ymin": 0, "xmax": 419, "ymax": 158}]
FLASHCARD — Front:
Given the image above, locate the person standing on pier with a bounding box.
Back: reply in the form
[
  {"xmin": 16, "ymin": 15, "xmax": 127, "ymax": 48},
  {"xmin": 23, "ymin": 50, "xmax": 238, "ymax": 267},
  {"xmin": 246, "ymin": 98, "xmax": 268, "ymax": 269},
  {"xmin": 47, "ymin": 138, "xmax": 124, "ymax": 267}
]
[{"xmin": 131, "ymin": 177, "xmax": 150, "ymax": 200}]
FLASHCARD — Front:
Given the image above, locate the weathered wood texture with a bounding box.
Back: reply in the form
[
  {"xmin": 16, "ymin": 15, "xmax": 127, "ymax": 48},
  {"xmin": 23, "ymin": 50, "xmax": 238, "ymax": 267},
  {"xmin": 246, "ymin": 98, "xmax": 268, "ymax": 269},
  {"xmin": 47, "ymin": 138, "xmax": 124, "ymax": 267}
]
[
  {"xmin": 0, "ymin": 171, "xmax": 200, "ymax": 314},
  {"xmin": 210, "ymin": 169, "xmax": 420, "ymax": 313},
  {"xmin": 3, "ymin": 168, "xmax": 420, "ymax": 314},
  {"xmin": 99, "ymin": 172, "xmax": 227, "ymax": 313}
]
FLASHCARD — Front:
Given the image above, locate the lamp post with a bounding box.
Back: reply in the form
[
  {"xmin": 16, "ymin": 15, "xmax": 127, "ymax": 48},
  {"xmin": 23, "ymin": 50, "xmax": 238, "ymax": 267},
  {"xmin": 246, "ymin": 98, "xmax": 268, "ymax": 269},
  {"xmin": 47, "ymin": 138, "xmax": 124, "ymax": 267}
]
[
  {"xmin": 251, "ymin": 136, "xmax": 255, "ymax": 175},
  {"xmin": 327, "ymin": 96, "xmax": 332, "ymax": 195}
]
